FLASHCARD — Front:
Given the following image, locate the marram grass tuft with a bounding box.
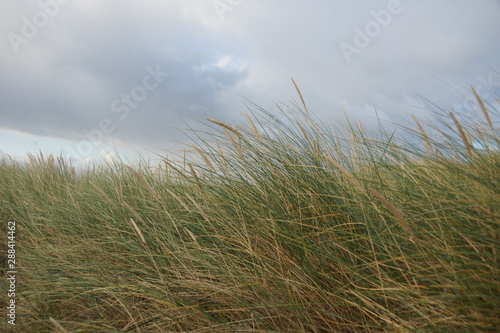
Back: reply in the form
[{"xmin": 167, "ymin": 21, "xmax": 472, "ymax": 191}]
[{"xmin": 1, "ymin": 88, "xmax": 499, "ymax": 332}]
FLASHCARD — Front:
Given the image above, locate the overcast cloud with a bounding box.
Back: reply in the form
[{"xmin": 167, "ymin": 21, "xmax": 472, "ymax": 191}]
[{"xmin": 1, "ymin": 0, "xmax": 499, "ymax": 165}]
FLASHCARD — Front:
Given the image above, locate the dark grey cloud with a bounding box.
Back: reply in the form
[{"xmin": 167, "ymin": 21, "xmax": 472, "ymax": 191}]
[{"xmin": 0, "ymin": 1, "xmax": 248, "ymax": 150}]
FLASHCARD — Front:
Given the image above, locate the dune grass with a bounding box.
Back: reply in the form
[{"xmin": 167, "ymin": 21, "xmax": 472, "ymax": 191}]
[{"xmin": 1, "ymin": 88, "xmax": 499, "ymax": 332}]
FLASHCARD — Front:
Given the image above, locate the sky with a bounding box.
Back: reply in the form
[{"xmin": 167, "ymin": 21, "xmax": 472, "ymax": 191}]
[{"xmin": 1, "ymin": 0, "xmax": 499, "ymax": 167}]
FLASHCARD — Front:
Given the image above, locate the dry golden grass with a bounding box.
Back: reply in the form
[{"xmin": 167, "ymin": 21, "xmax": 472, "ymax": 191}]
[{"xmin": 1, "ymin": 86, "xmax": 498, "ymax": 332}]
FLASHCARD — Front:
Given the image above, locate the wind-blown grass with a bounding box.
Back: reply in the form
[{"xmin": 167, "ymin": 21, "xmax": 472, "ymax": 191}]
[{"xmin": 1, "ymin": 88, "xmax": 499, "ymax": 332}]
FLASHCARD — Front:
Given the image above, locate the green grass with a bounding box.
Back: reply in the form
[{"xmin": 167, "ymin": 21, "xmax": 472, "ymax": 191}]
[{"xmin": 1, "ymin": 88, "xmax": 499, "ymax": 332}]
